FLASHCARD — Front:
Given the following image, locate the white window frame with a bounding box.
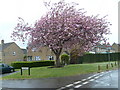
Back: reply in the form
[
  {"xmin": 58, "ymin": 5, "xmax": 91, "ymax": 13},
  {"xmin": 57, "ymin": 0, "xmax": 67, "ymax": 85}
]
[
  {"xmin": 13, "ymin": 52, "xmax": 16, "ymax": 56},
  {"xmin": 34, "ymin": 56, "xmax": 41, "ymax": 61},
  {"xmin": 48, "ymin": 56, "xmax": 54, "ymax": 60}
]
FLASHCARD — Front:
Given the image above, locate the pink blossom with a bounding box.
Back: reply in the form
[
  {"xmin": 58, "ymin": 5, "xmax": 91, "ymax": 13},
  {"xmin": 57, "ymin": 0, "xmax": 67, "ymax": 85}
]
[{"xmin": 11, "ymin": 0, "xmax": 111, "ymax": 67}]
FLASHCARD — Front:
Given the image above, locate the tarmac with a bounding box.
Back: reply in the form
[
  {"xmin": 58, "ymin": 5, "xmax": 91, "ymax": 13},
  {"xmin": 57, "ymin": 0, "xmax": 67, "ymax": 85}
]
[{"xmin": 1, "ymin": 69, "xmax": 119, "ymax": 89}]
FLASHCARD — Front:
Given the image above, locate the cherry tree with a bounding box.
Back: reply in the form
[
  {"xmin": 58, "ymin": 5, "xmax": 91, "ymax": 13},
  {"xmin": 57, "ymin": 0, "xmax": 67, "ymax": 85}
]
[{"xmin": 11, "ymin": 0, "xmax": 111, "ymax": 67}]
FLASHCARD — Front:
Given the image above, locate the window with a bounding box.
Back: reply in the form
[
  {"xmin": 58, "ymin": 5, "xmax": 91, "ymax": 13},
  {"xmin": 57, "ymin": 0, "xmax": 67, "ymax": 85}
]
[
  {"xmin": 34, "ymin": 56, "xmax": 41, "ymax": 61},
  {"xmin": 32, "ymin": 48, "xmax": 37, "ymax": 52},
  {"xmin": 28, "ymin": 56, "xmax": 32, "ymax": 61},
  {"xmin": 48, "ymin": 56, "xmax": 54, "ymax": 60},
  {"xmin": 4, "ymin": 64, "xmax": 9, "ymax": 67},
  {"xmin": 13, "ymin": 52, "xmax": 16, "ymax": 56}
]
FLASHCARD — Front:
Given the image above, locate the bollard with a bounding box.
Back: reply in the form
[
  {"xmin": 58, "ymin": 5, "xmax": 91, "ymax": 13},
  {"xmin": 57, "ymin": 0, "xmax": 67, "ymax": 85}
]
[
  {"xmin": 98, "ymin": 65, "xmax": 101, "ymax": 73},
  {"xmin": 115, "ymin": 61, "xmax": 117, "ymax": 66},
  {"xmin": 28, "ymin": 67, "xmax": 30, "ymax": 75},
  {"xmin": 118, "ymin": 61, "xmax": 119, "ymax": 66},
  {"xmin": 106, "ymin": 64, "xmax": 109, "ymax": 71},
  {"xmin": 21, "ymin": 68, "xmax": 23, "ymax": 75},
  {"xmin": 111, "ymin": 63, "xmax": 113, "ymax": 67}
]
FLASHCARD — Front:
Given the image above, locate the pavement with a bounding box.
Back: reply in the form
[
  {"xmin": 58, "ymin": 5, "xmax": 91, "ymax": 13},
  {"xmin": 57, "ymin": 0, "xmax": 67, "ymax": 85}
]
[{"xmin": 1, "ymin": 69, "xmax": 119, "ymax": 90}]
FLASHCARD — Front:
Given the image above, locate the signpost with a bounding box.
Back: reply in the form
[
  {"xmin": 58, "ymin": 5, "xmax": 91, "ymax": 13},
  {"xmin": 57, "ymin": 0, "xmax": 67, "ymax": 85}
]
[{"xmin": 21, "ymin": 67, "xmax": 30, "ymax": 75}]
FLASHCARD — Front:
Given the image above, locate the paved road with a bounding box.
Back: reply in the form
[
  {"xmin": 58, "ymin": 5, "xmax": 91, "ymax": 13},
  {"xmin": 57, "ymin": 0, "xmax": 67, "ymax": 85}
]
[
  {"xmin": 58, "ymin": 69, "xmax": 118, "ymax": 89},
  {"xmin": 1, "ymin": 69, "xmax": 119, "ymax": 89}
]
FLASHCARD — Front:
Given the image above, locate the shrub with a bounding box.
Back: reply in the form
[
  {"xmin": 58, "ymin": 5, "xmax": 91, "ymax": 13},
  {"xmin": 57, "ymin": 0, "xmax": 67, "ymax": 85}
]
[
  {"xmin": 11, "ymin": 60, "xmax": 55, "ymax": 69},
  {"xmin": 61, "ymin": 54, "xmax": 70, "ymax": 65}
]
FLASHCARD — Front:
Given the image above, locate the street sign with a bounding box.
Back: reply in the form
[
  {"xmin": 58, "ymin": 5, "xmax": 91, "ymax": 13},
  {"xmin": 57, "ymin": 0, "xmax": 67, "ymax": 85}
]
[
  {"xmin": 22, "ymin": 67, "xmax": 29, "ymax": 70},
  {"xmin": 21, "ymin": 67, "xmax": 30, "ymax": 75}
]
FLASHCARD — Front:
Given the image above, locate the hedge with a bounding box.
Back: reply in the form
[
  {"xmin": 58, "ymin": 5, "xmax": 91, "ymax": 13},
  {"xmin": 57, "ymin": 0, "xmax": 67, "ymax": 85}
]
[
  {"xmin": 61, "ymin": 54, "xmax": 70, "ymax": 65},
  {"xmin": 78, "ymin": 52, "xmax": 120, "ymax": 63},
  {"xmin": 11, "ymin": 60, "xmax": 55, "ymax": 69}
]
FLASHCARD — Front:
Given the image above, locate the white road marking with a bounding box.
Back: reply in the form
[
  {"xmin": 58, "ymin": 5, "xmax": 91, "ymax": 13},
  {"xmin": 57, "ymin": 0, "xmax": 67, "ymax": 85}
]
[
  {"xmin": 93, "ymin": 74, "xmax": 96, "ymax": 77},
  {"xmin": 94, "ymin": 76, "xmax": 100, "ymax": 79},
  {"xmin": 87, "ymin": 73, "xmax": 99, "ymax": 79},
  {"xmin": 74, "ymin": 84, "xmax": 82, "ymax": 88},
  {"xmin": 58, "ymin": 72, "xmax": 108, "ymax": 89},
  {"xmin": 81, "ymin": 79, "xmax": 86, "ymax": 81},
  {"xmin": 89, "ymin": 79, "xmax": 95, "ymax": 81},
  {"xmin": 99, "ymin": 74, "xmax": 103, "ymax": 77},
  {"xmin": 93, "ymin": 73, "xmax": 99, "ymax": 77},
  {"xmin": 82, "ymin": 81, "xmax": 89, "ymax": 85},
  {"xmin": 65, "ymin": 84, "xmax": 73, "ymax": 87},
  {"xmin": 57, "ymin": 87, "xmax": 65, "ymax": 90},
  {"xmin": 74, "ymin": 81, "xmax": 81, "ymax": 84},
  {"xmin": 87, "ymin": 76, "xmax": 92, "ymax": 79}
]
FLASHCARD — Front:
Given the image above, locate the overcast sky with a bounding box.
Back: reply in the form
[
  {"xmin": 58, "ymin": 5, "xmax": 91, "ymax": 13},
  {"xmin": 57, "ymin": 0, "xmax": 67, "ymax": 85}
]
[{"xmin": 0, "ymin": 0, "xmax": 119, "ymax": 48}]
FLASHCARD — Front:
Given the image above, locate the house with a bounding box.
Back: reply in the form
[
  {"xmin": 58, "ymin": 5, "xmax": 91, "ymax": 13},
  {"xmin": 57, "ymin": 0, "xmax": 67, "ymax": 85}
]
[
  {"xmin": 27, "ymin": 46, "xmax": 70, "ymax": 61},
  {"xmin": 0, "ymin": 40, "xmax": 26, "ymax": 64},
  {"xmin": 21, "ymin": 49, "xmax": 27, "ymax": 55},
  {"xmin": 27, "ymin": 46, "xmax": 55, "ymax": 61},
  {"xmin": 90, "ymin": 42, "xmax": 115, "ymax": 54},
  {"xmin": 112, "ymin": 43, "xmax": 120, "ymax": 52},
  {"xmin": 27, "ymin": 42, "xmax": 120, "ymax": 60}
]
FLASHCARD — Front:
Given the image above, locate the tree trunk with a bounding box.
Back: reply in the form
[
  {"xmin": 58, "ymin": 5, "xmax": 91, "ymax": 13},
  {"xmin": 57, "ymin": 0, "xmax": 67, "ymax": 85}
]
[
  {"xmin": 51, "ymin": 47, "xmax": 62, "ymax": 67},
  {"xmin": 55, "ymin": 54, "xmax": 61, "ymax": 67}
]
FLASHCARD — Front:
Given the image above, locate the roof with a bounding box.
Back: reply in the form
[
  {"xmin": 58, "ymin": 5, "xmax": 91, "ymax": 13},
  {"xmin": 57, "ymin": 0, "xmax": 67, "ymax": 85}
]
[
  {"xmin": 21, "ymin": 49, "xmax": 27, "ymax": 54},
  {"xmin": 0, "ymin": 42, "xmax": 14, "ymax": 51},
  {"xmin": 96, "ymin": 43, "xmax": 107, "ymax": 49},
  {"xmin": 112, "ymin": 43, "xmax": 120, "ymax": 47},
  {"xmin": 91, "ymin": 43, "xmax": 115, "ymax": 51}
]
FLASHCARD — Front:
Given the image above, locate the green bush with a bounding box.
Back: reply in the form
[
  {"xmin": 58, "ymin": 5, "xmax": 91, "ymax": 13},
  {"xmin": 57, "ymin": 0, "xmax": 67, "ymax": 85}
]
[
  {"xmin": 11, "ymin": 60, "xmax": 55, "ymax": 69},
  {"xmin": 61, "ymin": 54, "xmax": 70, "ymax": 65}
]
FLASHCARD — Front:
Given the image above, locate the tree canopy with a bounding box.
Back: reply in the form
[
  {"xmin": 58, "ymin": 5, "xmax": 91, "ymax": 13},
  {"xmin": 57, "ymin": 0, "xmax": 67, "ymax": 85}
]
[{"xmin": 11, "ymin": 0, "xmax": 111, "ymax": 67}]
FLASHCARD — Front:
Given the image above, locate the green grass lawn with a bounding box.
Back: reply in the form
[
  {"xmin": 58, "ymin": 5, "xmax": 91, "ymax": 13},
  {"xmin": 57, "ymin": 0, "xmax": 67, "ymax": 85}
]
[{"xmin": 2, "ymin": 61, "xmax": 118, "ymax": 80}]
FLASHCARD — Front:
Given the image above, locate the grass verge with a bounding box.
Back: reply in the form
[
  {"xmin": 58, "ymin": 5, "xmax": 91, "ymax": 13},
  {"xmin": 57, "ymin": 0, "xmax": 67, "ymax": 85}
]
[{"xmin": 2, "ymin": 61, "xmax": 118, "ymax": 80}]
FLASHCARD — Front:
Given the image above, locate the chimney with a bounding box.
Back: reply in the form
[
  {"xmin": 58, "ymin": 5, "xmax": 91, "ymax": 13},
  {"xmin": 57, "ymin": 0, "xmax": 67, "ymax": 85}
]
[{"xmin": 1, "ymin": 40, "xmax": 4, "ymax": 45}]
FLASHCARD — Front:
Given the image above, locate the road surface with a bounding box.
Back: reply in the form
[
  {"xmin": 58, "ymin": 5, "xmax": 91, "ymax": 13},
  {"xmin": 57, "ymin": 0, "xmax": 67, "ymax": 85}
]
[
  {"xmin": 1, "ymin": 69, "xmax": 119, "ymax": 90},
  {"xmin": 58, "ymin": 69, "xmax": 118, "ymax": 89}
]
